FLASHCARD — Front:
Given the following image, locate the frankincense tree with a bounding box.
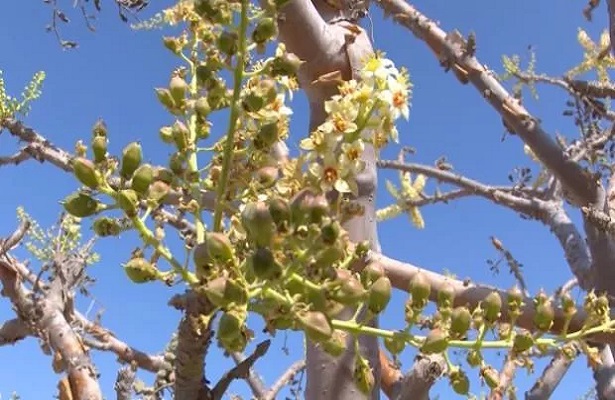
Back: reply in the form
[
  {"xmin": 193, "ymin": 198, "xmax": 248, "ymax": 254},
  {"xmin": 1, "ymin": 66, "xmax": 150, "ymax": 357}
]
[{"xmin": 4, "ymin": 0, "xmax": 615, "ymax": 399}]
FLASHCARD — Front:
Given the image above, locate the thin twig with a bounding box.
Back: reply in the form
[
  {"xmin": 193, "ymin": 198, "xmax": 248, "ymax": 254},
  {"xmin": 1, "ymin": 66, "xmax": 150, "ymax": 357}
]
[{"xmin": 264, "ymin": 359, "xmax": 307, "ymax": 400}]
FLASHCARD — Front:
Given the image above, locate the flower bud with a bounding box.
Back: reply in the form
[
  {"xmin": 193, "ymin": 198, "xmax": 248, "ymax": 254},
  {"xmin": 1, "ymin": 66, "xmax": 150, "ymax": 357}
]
[
  {"xmin": 91, "ymin": 136, "xmax": 108, "ymax": 163},
  {"xmin": 62, "ymin": 192, "xmax": 101, "ymax": 218},
  {"xmin": 169, "ymin": 75, "xmax": 188, "ymax": 105},
  {"xmin": 73, "ymin": 157, "xmax": 101, "ymax": 189},
  {"xmin": 155, "ymin": 88, "xmax": 177, "ymax": 112},
  {"xmin": 120, "ymin": 142, "xmax": 142, "ymax": 180},
  {"xmin": 534, "ymin": 302, "xmax": 554, "ymax": 331},
  {"xmin": 172, "ymin": 121, "xmax": 189, "ymax": 151}
]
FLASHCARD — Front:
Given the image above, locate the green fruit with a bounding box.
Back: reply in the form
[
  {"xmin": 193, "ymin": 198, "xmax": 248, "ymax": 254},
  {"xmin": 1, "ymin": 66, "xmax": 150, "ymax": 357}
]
[
  {"xmin": 361, "ymin": 263, "xmax": 385, "ymax": 285},
  {"xmin": 481, "ymin": 366, "xmax": 500, "ymax": 389},
  {"xmin": 507, "ymin": 285, "xmax": 523, "ymax": 310},
  {"xmin": 252, "ymin": 17, "xmax": 277, "ymax": 44},
  {"xmin": 483, "ymin": 291, "xmax": 502, "ymax": 323},
  {"xmin": 437, "ymin": 283, "xmax": 455, "ymax": 309},
  {"xmin": 255, "ymin": 121, "xmax": 280, "ymax": 149},
  {"xmin": 271, "ymin": 52, "xmax": 303, "ymax": 76},
  {"xmin": 92, "ymin": 217, "xmax": 122, "ymax": 237},
  {"xmin": 322, "ymin": 330, "xmax": 347, "ymax": 357},
  {"xmin": 73, "ymin": 157, "xmax": 101, "ymax": 189},
  {"xmin": 321, "ymin": 221, "xmax": 341, "ymax": 246},
  {"xmin": 131, "ymin": 164, "xmax": 154, "ymax": 195},
  {"xmin": 513, "ymin": 330, "xmax": 534, "ymax": 353},
  {"xmin": 450, "ymin": 370, "xmax": 470, "ymax": 395},
  {"xmin": 367, "ymin": 276, "xmax": 391, "ymax": 314},
  {"xmin": 195, "ymin": 97, "xmax": 211, "ymax": 119},
  {"xmin": 450, "ymin": 307, "xmax": 471, "ymax": 338},
  {"xmin": 169, "ymin": 75, "xmax": 188, "ymax": 104},
  {"xmin": 255, "ymin": 166, "xmax": 278, "ymax": 188},
  {"xmin": 241, "ymin": 201, "xmax": 275, "ymax": 247},
  {"xmin": 466, "ymin": 349, "xmax": 482, "ymax": 367},
  {"xmin": 258, "ymin": 79, "xmax": 277, "ymax": 103},
  {"xmin": 172, "ymin": 121, "xmax": 189, "ymax": 151},
  {"xmin": 384, "ymin": 334, "xmax": 406, "ymax": 355},
  {"xmin": 410, "ymin": 273, "xmax": 431, "ymax": 304},
  {"xmin": 92, "ymin": 119, "xmax": 108, "ymax": 138},
  {"xmin": 206, "ymin": 232, "xmax": 234, "ymax": 263},
  {"xmin": 420, "ymin": 328, "xmax": 448, "ymax": 354},
  {"xmin": 218, "ymin": 31, "xmax": 238, "ymax": 56},
  {"xmin": 290, "ymin": 188, "xmax": 316, "ymax": 226},
  {"xmin": 534, "ymin": 303, "xmax": 554, "ymax": 331},
  {"xmin": 299, "ymin": 311, "xmax": 333, "ymax": 343},
  {"xmin": 203, "ymin": 276, "xmax": 246, "ymax": 307},
  {"xmin": 154, "ymin": 168, "xmax": 174, "ymax": 184},
  {"xmin": 250, "ymin": 247, "xmax": 282, "ymax": 280},
  {"xmin": 159, "ymin": 126, "xmax": 174, "ymax": 144},
  {"xmin": 124, "ymin": 257, "xmax": 158, "ymax": 283},
  {"xmin": 91, "ymin": 136, "xmax": 107, "ymax": 163},
  {"xmin": 217, "ymin": 311, "xmax": 247, "ymax": 352},
  {"xmin": 268, "ymin": 197, "xmax": 291, "ymax": 231},
  {"xmin": 117, "ymin": 189, "xmax": 139, "ymax": 217},
  {"xmin": 169, "ymin": 153, "xmax": 185, "ymax": 176},
  {"xmin": 314, "ymin": 246, "xmax": 344, "ymax": 267},
  {"xmin": 155, "ymin": 88, "xmax": 176, "ymax": 111},
  {"xmin": 193, "ymin": 242, "xmax": 213, "ymax": 276},
  {"xmin": 148, "ymin": 181, "xmax": 170, "ymax": 204},
  {"xmin": 62, "ymin": 192, "xmax": 101, "ymax": 218},
  {"xmin": 354, "ymin": 358, "xmax": 375, "ymax": 395},
  {"xmin": 334, "ymin": 272, "xmax": 366, "ymax": 305},
  {"xmin": 120, "ymin": 142, "xmax": 142, "ymax": 180},
  {"xmin": 243, "ymin": 91, "xmax": 265, "ymax": 113}
]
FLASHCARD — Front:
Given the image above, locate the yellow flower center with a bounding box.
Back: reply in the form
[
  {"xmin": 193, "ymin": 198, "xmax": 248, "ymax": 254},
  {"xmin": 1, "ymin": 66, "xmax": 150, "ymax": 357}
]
[
  {"xmin": 393, "ymin": 91, "xmax": 405, "ymax": 108},
  {"xmin": 346, "ymin": 147, "xmax": 360, "ymax": 160},
  {"xmin": 323, "ymin": 166, "xmax": 338, "ymax": 183},
  {"xmin": 332, "ymin": 113, "xmax": 349, "ymax": 133}
]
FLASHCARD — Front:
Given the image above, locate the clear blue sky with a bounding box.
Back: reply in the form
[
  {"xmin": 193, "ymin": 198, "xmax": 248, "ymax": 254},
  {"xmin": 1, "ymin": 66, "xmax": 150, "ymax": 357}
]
[{"xmin": 0, "ymin": 1, "xmax": 607, "ymax": 398}]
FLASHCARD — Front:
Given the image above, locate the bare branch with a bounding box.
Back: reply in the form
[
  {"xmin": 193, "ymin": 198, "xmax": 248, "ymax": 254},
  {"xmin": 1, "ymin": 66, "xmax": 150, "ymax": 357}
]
[
  {"xmin": 264, "ymin": 359, "xmax": 307, "ymax": 400},
  {"xmin": 230, "ymin": 352, "xmax": 268, "ymax": 399},
  {"xmin": 525, "ymin": 343, "xmax": 579, "ymax": 400},
  {"xmin": 115, "ymin": 362, "xmax": 137, "ymax": 400},
  {"xmin": 0, "ymin": 219, "xmax": 30, "ymax": 256},
  {"xmin": 212, "ymin": 340, "xmax": 271, "ymax": 400},
  {"xmin": 378, "ymin": 160, "xmax": 543, "ymax": 216},
  {"xmin": 375, "ymin": 0, "xmax": 602, "ymax": 207},
  {"xmin": 489, "ymin": 236, "xmax": 529, "ymax": 295},
  {"xmin": 391, "ymin": 354, "xmax": 446, "ymax": 400},
  {"xmin": 488, "ymin": 354, "xmax": 517, "ymax": 400}
]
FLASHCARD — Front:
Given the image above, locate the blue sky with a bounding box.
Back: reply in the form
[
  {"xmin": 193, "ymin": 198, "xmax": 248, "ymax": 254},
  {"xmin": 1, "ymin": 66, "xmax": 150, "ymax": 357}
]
[{"xmin": 0, "ymin": 1, "xmax": 609, "ymax": 398}]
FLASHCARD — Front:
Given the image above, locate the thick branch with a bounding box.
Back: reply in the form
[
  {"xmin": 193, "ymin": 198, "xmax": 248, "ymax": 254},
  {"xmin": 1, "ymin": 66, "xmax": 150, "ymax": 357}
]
[
  {"xmin": 0, "ymin": 318, "xmax": 29, "ymax": 346},
  {"xmin": 525, "ymin": 344, "xmax": 579, "ymax": 400},
  {"xmin": 375, "ymin": 0, "xmax": 602, "ymax": 207},
  {"xmin": 391, "ymin": 354, "xmax": 445, "ymax": 400}
]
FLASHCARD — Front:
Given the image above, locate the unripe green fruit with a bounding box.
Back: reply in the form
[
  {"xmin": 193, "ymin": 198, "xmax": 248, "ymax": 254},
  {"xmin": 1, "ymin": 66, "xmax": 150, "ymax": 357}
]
[
  {"xmin": 322, "ymin": 330, "xmax": 347, "ymax": 357},
  {"xmin": 254, "ymin": 122, "xmax": 279, "ymax": 149},
  {"xmin": 120, "ymin": 142, "xmax": 142, "ymax": 180},
  {"xmin": 420, "ymin": 328, "xmax": 448, "ymax": 354},
  {"xmin": 367, "ymin": 276, "xmax": 391, "ymax": 314},
  {"xmin": 513, "ymin": 330, "xmax": 534, "ymax": 353},
  {"xmin": 73, "ymin": 157, "xmax": 101, "ymax": 189},
  {"xmin": 255, "ymin": 166, "xmax": 278, "ymax": 188},
  {"xmin": 271, "ymin": 52, "xmax": 303, "ymax": 76},
  {"xmin": 252, "ymin": 17, "xmax": 277, "ymax": 44},
  {"xmin": 354, "ymin": 358, "xmax": 375, "ymax": 395},
  {"xmin": 437, "ymin": 283, "xmax": 455, "ymax": 309},
  {"xmin": 172, "ymin": 121, "xmax": 189, "ymax": 151},
  {"xmin": 449, "ymin": 370, "xmax": 470, "ymax": 395},
  {"xmin": 169, "ymin": 153, "xmax": 185, "ymax": 176},
  {"xmin": 203, "ymin": 276, "xmax": 246, "ymax": 307},
  {"xmin": 450, "ymin": 307, "xmax": 471, "ymax": 338},
  {"xmin": 154, "ymin": 168, "xmax": 174, "ymax": 184},
  {"xmin": 481, "ymin": 366, "xmax": 500, "ymax": 389},
  {"xmin": 91, "ymin": 136, "xmax": 107, "ymax": 163},
  {"xmin": 63, "ymin": 192, "xmax": 101, "ymax": 218},
  {"xmin": 298, "ymin": 311, "xmax": 333, "ymax": 343},
  {"xmin": 241, "ymin": 202, "xmax": 274, "ymax": 247},
  {"xmin": 195, "ymin": 97, "xmax": 211, "ymax": 119},
  {"xmin": 163, "ymin": 36, "xmax": 183, "ymax": 55},
  {"xmin": 268, "ymin": 197, "xmax": 291, "ymax": 231},
  {"xmin": 92, "ymin": 217, "xmax": 122, "ymax": 237},
  {"xmin": 218, "ymin": 31, "xmax": 238, "ymax": 56},
  {"xmin": 193, "ymin": 242, "xmax": 213, "ymax": 276},
  {"xmin": 334, "ymin": 271, "xmax": 366, "ymax": 305},
  {"xmin": 258, "ymin": 79, "xmax": 277, "ymax": 103},
  {"xmin": 117, "ymin": 189, "xmax": 139, "ymax": 217},
  {"xmin": 384, "ymin": 335, "xmax": 405, "ymax": 355},
  {"xmin": 361, "ymin": 263, "xmax": 385, "ymax": 285},
  {"xmin": 466, "ymin": 349, "xmax": 482, "ymax": 367},
  {"xmin": 169, "ymin": 75, "xmax": 188, "ymax": 104},
  {"xmin": 205, "ymin": 232, "xmax": 234, "ymax": 263},
  {"xmin": 410, "ymin": 273, "xmax": 431, "ymax": 304},
  {"xmin": 217, "ymin": 311, "xmax": 247, "ymax": 353},
  {"xmin": 148, "ymin": 181, "xmax": 170, "ymax": 204},
  {"xmin": 290, "ymin": 188, "xmax": 317, "ymax": 226},
  {"xmin": 242, "ymin": 91, "xmax": 266, "ymax": 113},
  {"xmin": 250, "ymin": 247, "xmax": 282, "ymax": 281},
  {"xmin": 507, "ymin": 286, "xmax": 523, "ymax": 310},
  {"xmin": 159, "ymin": 126, "xmax": 174, "ymax": 144},
  {"xmin": 124, "ymin": 257, "xmax": 158, "ymax": 283},
  {"xmin": 92, "ymin": 119, "xmax": 108, "ymax": 138},
  {"xmin": 483, "ymin": 291, "xmax": 502, "ymax": 324},
  {"xmin": 534, "ymin": 303, "xmax": 554, "ymax": 331},
  {"xmin": 155, "ymin": 88, "xmax": 176, "ymax": 111},
  {"xmin": 314, "ymin": 246, "xmax": 344, "ymax": 267},
  {"xmin": 131, "ymin": 164, "xmax": 154, "ymax": 195}
]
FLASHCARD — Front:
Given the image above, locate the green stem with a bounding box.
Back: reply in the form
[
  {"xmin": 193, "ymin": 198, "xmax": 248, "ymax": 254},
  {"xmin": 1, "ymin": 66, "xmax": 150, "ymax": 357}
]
[{"xmin": 212, "ymin": 1, "xmax": 249, "ymax": 232}]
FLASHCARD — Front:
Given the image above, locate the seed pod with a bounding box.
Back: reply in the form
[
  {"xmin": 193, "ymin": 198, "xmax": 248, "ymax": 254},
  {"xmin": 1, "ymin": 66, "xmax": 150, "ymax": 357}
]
[
  {"xmin": 409, "ymin": 273, "xmax": 431, "ymax": 304},
  {"xmin": 62, "ymin": 192, "xmax": 101, "ymax": 218},
  {"xmin": 218, "ymin": 31, "xmax": 238, "ymax": 56},
  {"xmin": 195, "ymin": 97, "xmax": 211, "ymax": 119},
  {"xmin": 466, "ymin": 349, "xmax": 482, "ymax": 367},
  {"xmin": 252, "ymin": 17, "xmax": 277, "ymax": 44},
  {"xmin": 91, "ymin": 136, "xmax": 107, "ymax": 163},
  {"xmin": 203, "ymin": 276, "xmax": 246, "ymax": 307},
  {"xmin": 420, "ymin": 328, "xmax": 448, "ymax": 354},
  {"xmin": 384, "ymin": 334, "xmax": 405, "ymax": 355},
  {"xmin": 480, "ymin": 366, "xmax": 500, "ymax": 389},
  {"xmin": 148, "ymin": 181, "xmax": 170, "ymax": 204},
  {"xmin": 450, "ymin": 307, "xmax": 471, "ymax": 338},
  {"xmin": 322, "ymin": 330, "xmax": 347, "ymax": 357},
  {"xmin": 120, "ymin": 142, "xmax": 142, "ymax": 180},
  {"xmin": 155, "ymin": 88, "xmax": 176, "ymax": 111},
  {"xmin": 255, "ymin": 166, "xmax": 278, "ymax": 188},
  {"xmin": 172, "ymin": 121, "xmax": 189, "ymax": 151},
  {"xmin": 241, "ymin": 201, "xmax": 275, "ymax": 247},
  {"xmin": 449, "ymin": 370, "xmax": 470, "ymax": 395},
  {"xmin": 534, "ymin": 303, "xmax": 554, "ymax": 331},
  {"xmin": 513, "ymin": 330, "xmax": 534, "ymax": 353},
  {"xmin": 206, "ymin": 232, "xmax": 234, "ymax": 263},
  {"xmin": 217, "ymin": 311, "xmax": 247, "ymax": 352},
  {"xmin": 250, "ymin": 247, "xmax": 282, "ymax": 281},
  {"xmin": 92, "ymin": 217, "xmax": 122, "ymax": 237},
  {"xmin": 367, "ymin": 276, "xmax": 391, "ymax": 314},
  {"xmin": 124, "ymin": 257, "xmax": 158, "ymax": 283},
  {"xmin": 268, "ymin": 197, "xmax": 291, "ymax": 231},
  {"xmin": 131, "ymin": 164, "xmax": 154, "ymax": 195},
  {"xmin": 73, "ymin": 157, "xmax": 101, "ymax": 189},
  {"xmin": 354, "ymin": 358, "xmax": 375, "ymax": 395},
  {"xmin": 117, "ymin": 189, "xmax": 139, "ymax": 217},
  {"xmin": 483, "ymin": 291, "xmax": 502, "ymax": 324},
  {"xmin": 298, "ymin": 311, "xmax": 333, "ymax": 343},
  {"xmin": 255, "ymin": 122, "xmax": 280, "ymax": 149},
  {"xmin": 169, "ymin": 75, "xmax": 188, "ymax": 104}
]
